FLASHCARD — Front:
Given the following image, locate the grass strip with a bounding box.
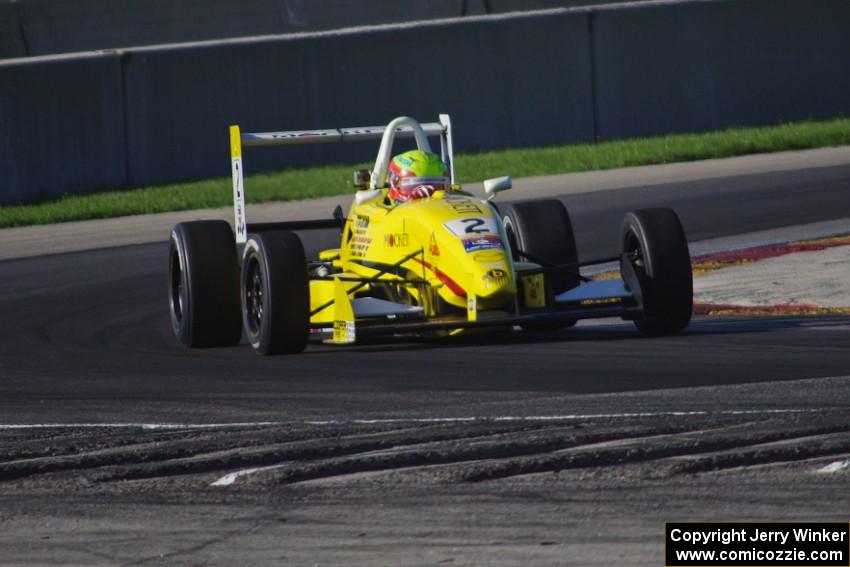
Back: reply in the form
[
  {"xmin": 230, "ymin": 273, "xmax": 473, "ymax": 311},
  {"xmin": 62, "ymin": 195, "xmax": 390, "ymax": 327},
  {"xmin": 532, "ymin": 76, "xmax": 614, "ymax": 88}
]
[{"xmin": 1, "ymin": 117, "xmax": 848, "ymax": 229}]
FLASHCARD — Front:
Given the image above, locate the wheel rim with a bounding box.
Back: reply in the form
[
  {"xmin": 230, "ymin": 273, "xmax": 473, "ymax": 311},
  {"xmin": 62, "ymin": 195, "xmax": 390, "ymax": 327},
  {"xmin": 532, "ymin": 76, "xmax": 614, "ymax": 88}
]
[
  {"xmin": 625, "ymin": 231, "xmax": 646, "ymax": 276},
  {"xmin": 169, "ymin": 248, "xmax": 184, "ymax": 325},
  {"xmin": 244, "ymin": 254, "xmax": 264, "ymax": 336},
  {"xmin": 503, "ymin": 217, "xmax": 521, "ymax": 261}
]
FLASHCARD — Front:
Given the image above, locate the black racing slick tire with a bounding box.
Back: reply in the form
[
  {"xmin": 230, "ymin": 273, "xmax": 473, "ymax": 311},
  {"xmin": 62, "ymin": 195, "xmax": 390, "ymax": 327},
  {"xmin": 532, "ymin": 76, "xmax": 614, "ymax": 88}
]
[
  {"xmin": 621, "ymin": 208, "xmax": 693, "ymax": 335},
  {"xmin": 241, "ymin": 231, "xmax": 310, "ymax": 355},
  {"xmin": 168, "ymin": 221, "xmax": 242, "ymax": 348},
  {"xmin": 502, "ymin": 199, "xmax": 579, "ymax": 331},
  {"xmin": 502, "ymin": 199, "xmax": 580, "ymax": 294}
]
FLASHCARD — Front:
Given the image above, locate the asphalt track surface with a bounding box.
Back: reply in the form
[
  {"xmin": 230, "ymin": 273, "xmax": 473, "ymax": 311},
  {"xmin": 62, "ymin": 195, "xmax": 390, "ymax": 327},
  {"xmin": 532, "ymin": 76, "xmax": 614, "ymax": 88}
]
[{"xmin": 1, "ymin": 155, "xmax": 849, "ymax": 566}]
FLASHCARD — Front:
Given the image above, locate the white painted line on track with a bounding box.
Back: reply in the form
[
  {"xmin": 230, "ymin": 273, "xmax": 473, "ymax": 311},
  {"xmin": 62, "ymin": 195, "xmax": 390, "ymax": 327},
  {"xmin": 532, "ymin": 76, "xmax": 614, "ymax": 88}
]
[
  {"xmin": 210, "ymin": 446, "xmax": 422, "ymax": 487},
  {"xmin": 0, "ymin": 422, "xmax": 286, "ymax": 430},
  {"xmin": 211, "ymin": 463, "xmax": 293, "ymax": 487},
  {"xmin": 303, "ymin": 408, "xmax": 820, "ymax": 425},
  {"xmin": 815, "ymin": 459, "xmax": 850, "ymax": 474},
  {"xmin": 0, "ymin": 408, "xmax": 823, "ymax": 431}
]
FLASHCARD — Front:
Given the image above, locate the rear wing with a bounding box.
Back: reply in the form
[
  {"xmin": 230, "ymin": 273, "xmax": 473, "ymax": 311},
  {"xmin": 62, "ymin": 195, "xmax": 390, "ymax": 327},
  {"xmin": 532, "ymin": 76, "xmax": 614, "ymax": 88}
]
[{"xmin": 229, "ymin": 114, "xmax": 455, "ymax": 244}]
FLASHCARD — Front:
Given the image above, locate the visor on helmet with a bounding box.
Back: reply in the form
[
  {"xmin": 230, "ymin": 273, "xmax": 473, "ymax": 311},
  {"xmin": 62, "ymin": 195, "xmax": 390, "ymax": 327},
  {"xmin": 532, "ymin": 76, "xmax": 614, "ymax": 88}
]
[{"xmin": 398, "ymin": 176, "xmax": 449, "ymax": 194}]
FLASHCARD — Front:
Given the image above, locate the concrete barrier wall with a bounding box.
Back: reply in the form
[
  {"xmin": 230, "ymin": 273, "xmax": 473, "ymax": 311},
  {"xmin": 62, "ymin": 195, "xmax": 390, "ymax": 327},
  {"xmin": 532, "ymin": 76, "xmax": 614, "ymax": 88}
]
[
  {"xmin": 0, "ymin": 54, "xmax": 126, "ymax": 204},
  {"xmin": 592, "ymin": 0, "xmax": 850, "ymax": 139},
  {"xmin": 122, "ymin": 11, "xmax": 593, "ymax": 187},
  {"xmin": 0, "ymin": 0, "xmax": 637, "ymax": 58},
  {"xmin": 2, "ymin": 0, "xmax": 849, "ymax": 204},
  {"xmin": 12, "ymin": 0, "xmax": 287, "ymax": 55},
  {"xmin": 0, "ymin": 1, "xmax": 26, "ymax": 59},
  {"xmin": 3, "ymin": 0, "xmax": 468, "ymax": 57}
]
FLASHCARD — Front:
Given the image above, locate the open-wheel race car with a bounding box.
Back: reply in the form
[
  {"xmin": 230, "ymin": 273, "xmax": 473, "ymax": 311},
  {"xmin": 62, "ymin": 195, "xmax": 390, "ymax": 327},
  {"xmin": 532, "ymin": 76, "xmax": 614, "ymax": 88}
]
[{"xmin": 167, "ymin": 114, "xmax": 693, "ymax": 355}]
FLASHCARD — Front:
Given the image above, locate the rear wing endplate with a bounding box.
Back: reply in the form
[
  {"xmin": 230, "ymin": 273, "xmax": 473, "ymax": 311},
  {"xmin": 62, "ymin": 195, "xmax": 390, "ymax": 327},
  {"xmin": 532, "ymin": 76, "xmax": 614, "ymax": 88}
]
[{"xmin": 229, "ymin": 115, "xmax": 454, "ymax": 244}]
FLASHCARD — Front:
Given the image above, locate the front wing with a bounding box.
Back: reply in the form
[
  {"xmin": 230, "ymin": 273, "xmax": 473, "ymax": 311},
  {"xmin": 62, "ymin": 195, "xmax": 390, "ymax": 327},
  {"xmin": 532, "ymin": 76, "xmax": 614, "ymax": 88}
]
[{"xmin": 316, "ymin": 258, "xmax": 644, "ymax": 344}]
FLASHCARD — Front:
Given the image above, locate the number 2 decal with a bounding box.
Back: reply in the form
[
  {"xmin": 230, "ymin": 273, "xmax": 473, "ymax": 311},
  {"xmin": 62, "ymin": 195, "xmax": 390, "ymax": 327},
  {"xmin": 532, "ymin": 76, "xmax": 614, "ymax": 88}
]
[
  {"xmin": 460, "ymin": 218, "xmax": 487, "ymax": 233},
  {"xmin": 444, "ymin": 217, "xmax": 499, "ymax": 237}
]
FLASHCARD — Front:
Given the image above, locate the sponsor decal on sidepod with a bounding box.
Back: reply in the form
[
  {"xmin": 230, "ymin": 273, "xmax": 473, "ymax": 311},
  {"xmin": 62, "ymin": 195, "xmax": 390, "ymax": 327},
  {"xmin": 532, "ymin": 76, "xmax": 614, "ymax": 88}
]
[{"xmin": 462, "ymin": 234, "xmax": 503, "ymax": 253}]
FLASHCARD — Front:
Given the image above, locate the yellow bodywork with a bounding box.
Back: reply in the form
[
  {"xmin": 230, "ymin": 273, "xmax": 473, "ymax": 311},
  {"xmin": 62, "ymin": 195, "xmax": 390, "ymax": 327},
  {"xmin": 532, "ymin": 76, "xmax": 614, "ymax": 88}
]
[{"xmin": 310, "ymin": 188, "xmax": 518, "ymax": 327}]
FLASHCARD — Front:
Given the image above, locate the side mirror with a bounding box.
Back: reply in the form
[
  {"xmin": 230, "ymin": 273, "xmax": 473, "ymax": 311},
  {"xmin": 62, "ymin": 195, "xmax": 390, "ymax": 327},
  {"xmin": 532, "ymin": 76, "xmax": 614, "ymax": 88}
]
[
  {"xmin": 483, "ymin": 176, "xmax": 512, "ymax": 200},
  {"xmin": 353, "ymin": 169, "xmax": 371, "ymax": 189},
  {"xmin": 355, "ymin": 188, "xmax": 382, "ymax": 206}
]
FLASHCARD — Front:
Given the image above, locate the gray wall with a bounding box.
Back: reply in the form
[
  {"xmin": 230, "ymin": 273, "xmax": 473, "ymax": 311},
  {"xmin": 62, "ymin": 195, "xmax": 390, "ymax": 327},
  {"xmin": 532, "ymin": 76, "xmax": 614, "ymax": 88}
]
[
  {"xmin": 1, "ymin": 0, "xmax": 464, "ymax": 58},
  {"xmin": 0, "ymin": 54, "xmax": 127, "ymax": 204},
  {"xmin": 0, "ymin": 0, "xmax": 641, "ymax": 58},
  {"xmin": 2, "ymin": 0, "xmax": 849, "ymax": 205},
  {"xmin": 0, "ymin": 1, "xmax": 26, "ymax": 59},
  {"xmin": 122, "ymin": 11, "xmax": 593, "ymax": 187},
  {"xmin": 592, "ymin": 0, "xmax": 850, "ymax": 139}
]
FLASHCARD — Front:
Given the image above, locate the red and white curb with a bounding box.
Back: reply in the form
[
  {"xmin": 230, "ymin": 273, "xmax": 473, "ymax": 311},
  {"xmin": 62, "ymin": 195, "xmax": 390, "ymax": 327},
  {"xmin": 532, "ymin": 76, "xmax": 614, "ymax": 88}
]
[{"xmin": 693, "ymin": 234, "xmax": 850, "ymax": 316}]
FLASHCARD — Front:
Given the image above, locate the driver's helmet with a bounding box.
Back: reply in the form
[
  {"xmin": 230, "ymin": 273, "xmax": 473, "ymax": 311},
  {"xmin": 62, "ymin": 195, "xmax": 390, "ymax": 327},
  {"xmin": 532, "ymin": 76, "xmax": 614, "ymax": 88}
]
[{"xmin": 387, "ymin": 150, "xmax": 449, "ymax": 204}]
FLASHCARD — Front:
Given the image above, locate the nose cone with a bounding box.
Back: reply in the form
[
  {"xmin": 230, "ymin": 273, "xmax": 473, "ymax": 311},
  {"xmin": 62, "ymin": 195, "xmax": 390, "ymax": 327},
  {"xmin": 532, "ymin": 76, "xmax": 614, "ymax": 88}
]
[
  {"xmin": 475, "ymin": 268, "xmax": 513, "ymax": 298},
  {"xmin": 474, "ymin": 264, "xmax": 516, "ymax": 305},
  {"xmin": 405, "ymin": 195, "xmax": 517, "ymax": 308}
]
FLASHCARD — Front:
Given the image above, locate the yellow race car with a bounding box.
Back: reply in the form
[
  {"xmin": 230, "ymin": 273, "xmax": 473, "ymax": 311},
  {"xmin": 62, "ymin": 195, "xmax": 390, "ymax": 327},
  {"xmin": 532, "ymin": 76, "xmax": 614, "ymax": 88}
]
[{"xmin": 167, "ymin": 115, "xmax": 693, "ymax": 355}]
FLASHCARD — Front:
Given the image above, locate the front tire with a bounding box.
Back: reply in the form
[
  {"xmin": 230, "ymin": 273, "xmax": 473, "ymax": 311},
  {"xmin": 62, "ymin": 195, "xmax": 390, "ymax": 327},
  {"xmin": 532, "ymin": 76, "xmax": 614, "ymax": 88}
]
[
  {"xmin": 241, "ymin": 231, "xmax": 310, "ymax": 355},
  {"xmin": 502, "ymin": 199, "xmax": 579, "ymax": 331},
  {"xmin": 168, "ymin": 221, "xmax": 242, "ymax": 347},
  {"xmin": 621, "ymin": 208, "xmax": 692, "ymax": 335}
]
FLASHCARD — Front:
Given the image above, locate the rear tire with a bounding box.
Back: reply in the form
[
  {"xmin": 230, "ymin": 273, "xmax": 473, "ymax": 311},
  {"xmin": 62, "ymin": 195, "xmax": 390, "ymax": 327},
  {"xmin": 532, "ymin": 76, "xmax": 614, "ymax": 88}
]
[
  {"xmin": 241, "ymin": 231, "xmax": 310, "ymax": 355},
  {"xmin": 168, "ymin": 221, "xmax": 242, "ymax": 347},
  {"xmin": 502, "ymin": 199, "xmax": 579, "ymax": 331},
  {"xmin": 621, "ymin": 208, "xmax": 692, "ymax": 335}
]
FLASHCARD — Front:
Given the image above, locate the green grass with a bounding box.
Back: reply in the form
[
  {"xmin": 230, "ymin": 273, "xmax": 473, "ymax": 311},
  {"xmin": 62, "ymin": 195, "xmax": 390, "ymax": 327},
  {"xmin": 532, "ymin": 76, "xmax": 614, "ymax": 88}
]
[{"xmin": 2, "ymin": 117, "xmax": 849, "ymax": 229}]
